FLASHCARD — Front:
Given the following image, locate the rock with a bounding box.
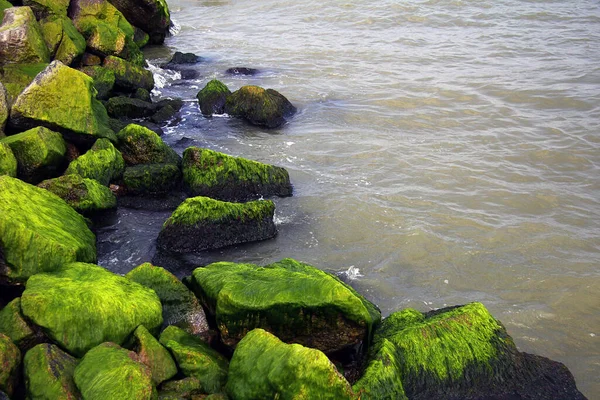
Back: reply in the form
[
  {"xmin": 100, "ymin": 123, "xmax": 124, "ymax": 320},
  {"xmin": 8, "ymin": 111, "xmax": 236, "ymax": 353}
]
[
  {"xmin": 166, "ymin": 51, "xmax": 201, "ymax": 66},
  {"xmin": 23, "ymin": 0, "xmax": 69, "ymax": 18},
  {"xmin": 103, "ymin": 55, "xmax": 154, "ymax": 92},
  {"xmin": 122, "ymin": 163, "xmax": 181, "ymax": 195},
  {"xmin": 133, "ymin": 26, "xmax": 149, "ymax": 48},
  {"xmin": 0, "ymin": 175, "xmax": 96, "ymax": 283},
  {"xmin": 225, "ymin": 67, "xmax": 259, "ymax": 76},
  {"xmin": 23, "ymin": 343, "xmax": 80, "ymax": 400},
  {"xmin": 38, "ymin": 173, "xmax": 117, "ymax": 213},
  {"xmin": 125, "ymin": 262, "xmax": 209, "ymax": 336},
  {"xmin": 159, "ymin": 325, "xmax": 229, "ymax": 394},
  {"xmin": 0, "ymin": 333, "xmax": 20, "ymax": 397},
  {"xmin": 107, "ymin": 0, "xmax": 170, "ymax": 44},
  {"xmin": 354, "ymin": 303, "xmax": 586, "ymax": 400},
  {"xmin": 226, "ymin": 328, "xmax": 354, "ymax": 400},
  {"xmin": 0, "ymin": 126, "xmax": 66, "ymax": 183},
  {"xmin": 151, "ymin": 104, "xmax": 177, "ymax": 124},
  {"xmin": 0, "ymin": 6, "xmax": 50, "ymax": 65},
  {"xmin": 188, "ymin": 258, "xmax": 381, "ymax": 353},
  {"xmin": 39, "ymin": 15, "xmax": 86, "ymax": 66},
  {"xmin": 157, "ymin": 196, "xmax": 277, "ymax": 253},
  {"xmin": 65, "ymin": 138, "xmax": 125, "ymax": 186},
  {"xmin": 80, "ymin": 52, "xmax": 101, "ymax": 66},
  {"xmin": 133, "ymin": 87, "xmax": 151, "ymax": 102},
  {"xmin": 0, "ymin": 143, "xmax": 16, "ymax": 177},
  {"xmin": 0, "ymin": 0, "xmax": 11, "ymax": 19},
  {"xmin": 0, "ymin": 297, "xmax": 43, "ymax": 351},
  {"xmin": 128, "ymin": 325, "xmax": 177, "ymax": 386},
  {"xmin": 196, "ymin": 79, "xmax": 230, "ymax": 116},
  {"xmin": 74, "ymin": 342, "xmax": 156, "ymax": 400},
  {"xmin": 21, "ymin": 262, "xmax": 163, "ymax": 357},
  {"xmin": 117, "ymin": 123, "xmax": 180, "ymax": 166},
  {"xmin": 224, "ymin": 85, "xmax": 296, "ymax": 128},
  {"xmin": 158, "ymin": 377, "xmax": 203, "ymax": 399},
  {"xmin": 105, "ymin": 95, "xmax": 157, "ymax": 118},
  {"xmin": 78, "ymin": 65, "xmax": 115, "ymax": 99},
  {"xmin": 0, "ymin": 82, "xmax": 7, "ymax": 135},
  {"xmin": 182, "ymin": 146, "xmax": 292, "ymax": 202},
  {"xmin": 9, "ymin": 61, "xmax": 116, "ymax": 144},
  {"xmin": 0, "ymin": 62, "xmax": 48, "ymax": 105},
  {"xmin": 155, "ymin": 97, "xmax": 183, "ymax": 112}
]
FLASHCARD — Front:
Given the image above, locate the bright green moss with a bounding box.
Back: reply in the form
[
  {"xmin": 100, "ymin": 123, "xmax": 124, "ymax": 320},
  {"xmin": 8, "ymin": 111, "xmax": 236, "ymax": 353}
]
[
  {"xmin": 23, "ymin": 343, "xmax": 80, "ymax": 400},
  {"xmin": 40, "ymin": 16, "xmax": 85, "ymax": 66},
  {"xmin": 158, "ymin": 377, "xmax": 203, "ymax": 399},
  {"xmin": 129, "ymin": 325, "xmax": 177, "ymax": 386},
  {"xmin": 117, "ymin": 124, "xmax": 180, "ymax": 166},
  {"xmin": 0, "ymin": 333, "xmax": 20, "ymax": 397},
  {"xmin": 23, "ymin": 0, "xmax": 69, "ymax": 17},
  {"xmin": 103, "ymin": 56, "xmax": 154, "ymax": 92},
  {"xmin": 0, "ymin": 175, "xmax": 96, "ymax": 283},
  {"xmin": 21, "ymin": 262, "xmax": 163, "ymax": 357},
  {"xmin": 74, "ymin": 342, "xmax": 156, "ymax": 400},
  {"xmin": 226, "ymin": 328, "xmax": 355, "ymax": 400},
  {"xmin": 159, "ymin": 326, "xmax": 229, "ymax": 394},
  {"xmin": 0, "ymin": 298, "xmax": 36, "ymax": 349},
  {"xmin": 0, "ymin": 7, "xmax": 50, "ymax": 65},
  {"xmin": 196, "ymin": 79, "xmax": 231, "ymax": 116},
  {"xmin": 0, "ymin": 62, "xmax": 48, "ymax": 105},
  {"xmin": 38, "ymin": 173, "xmax": 117, "ymax": 213},
  {"xmin": 0, "ymin": 143, "xmax": 16, "ymax": 177},
  {"xmin": 0, "ymin": 0, "xmax": 12, "ymax": 20},
  {"xmin": 79, "ymin": 65, "xmax": 115, "ymax": 99},
  {"xmin": 65, "ymin": 138, "xmax": 125, "ymax": 186}
]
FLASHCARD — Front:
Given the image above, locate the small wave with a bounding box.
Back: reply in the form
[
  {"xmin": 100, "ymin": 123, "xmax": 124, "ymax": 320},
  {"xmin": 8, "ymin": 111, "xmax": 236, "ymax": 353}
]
[
  {"xmin": 339, "ymin": 265, "xmax": 364, "ymax": 281},
  {"xmin": 169, "ymin": 19, "xmax": 181, "ymax": 36}
]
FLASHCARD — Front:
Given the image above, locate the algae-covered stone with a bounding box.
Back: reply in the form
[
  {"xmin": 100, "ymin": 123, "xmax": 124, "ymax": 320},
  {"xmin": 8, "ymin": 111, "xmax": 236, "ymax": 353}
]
[
  {"xmin": 108, "ymin": 0, "xmax": 170, "ymax": 44},
  {"xmin": 158, "ymin": 377, "xmax": 203, "ymax": 399},
  {"xmin": 39, "ymin": 15, "xmax": 86, "ymax": 66},
  {"xmin": 9, "ymin": 61, "xmax": 115, "ymax": 143},
  {"xmin": 0, "ymin": 6, "xmax": 50, "ymax": 65},
  {"xmin": 226, "ymin": 328, "xmax": 354, "ymax": 400},
  {"xmin": 126, "ymin": 263, "xmax": 209, "ymax": 336},
  {"xmin": 0, "ymin": 0, "xmax": 11, "ymax": 20},
  {"xmin": 188, "ymin": 258, "xmax": 381, "ymax": 353},
  {"xmin": 129, "ymin": 325, "xmax": 177, "ymax": 386},
  {"xmin": 79, "ymin": 65, "xmax": 115, "ymax": 99},
  {"xmin": 23, "ymin": 0, "xmax": 69, "ymax": 18},
  {"xmin": 0, "ymin": 62, "xmax": 47, "ymax": 105},
  {"xmin": 74, "ymin": 342, "xmax": 155, "ymax": 400},
  {"xmin": 117, "ymin": 124, "xmax": 180, "ymax": 166},
  {"xmin": 0, "ymin": 297, "xmax": 42, "ymax": 350},
  {"xmin": 159, "ymin": 326, "xmax": 229, "ymax": 394},
  {"xmin": 196, "ymin": 79, "xmax": 231, "ymax": 116},
  {"xmin": 21, "ymin": 262, "xmax": 163, "ymax": 357},
  {"xmin": 123, "ymin": 163, "xmax": 181, "ymax": 195},
  {"xmin": 182, "ymin": 147, "xmax": 292, "ymax": 202},
  {"xmin": 224, "ymin": 85, "xmax": 296, "ymax": 128},
  {"xmin": 0, "ymin": 333, "xmax": 20, "ymax": 397},
  {"xmin": 0, "ymin": 126, "xmax": 66, "ymax": 182},
  {"xmin": 103, "ymin": 55, "xmax": 154, "ymax": 92},
  {"xmin": 65, "ymin": 138, "xmax": 125, "ymax": 186},
  {"xmin": 0, "ymin": 143, "xmax": 16, "ymax": 177},
  {"xmin": 38, "ymin": 173, "xmax": 117, "ymax": 213},
  {"xmin": 24, "ymin": 343, "xmax": 80, "ymax": 400},
  {"xmin": 157, "ymin": 196, "xmax": 277, "ymax": 253},
  {"xmin": 0, "ymin": 82, "xmax": 7, "ymax": 135},
  {"xmin": 0, "ymin": 175, "xmax": 96, "ymax": 283},
  {"xmin": 106, "ymin": 95, "xmax": 156, "ymax": 118}
]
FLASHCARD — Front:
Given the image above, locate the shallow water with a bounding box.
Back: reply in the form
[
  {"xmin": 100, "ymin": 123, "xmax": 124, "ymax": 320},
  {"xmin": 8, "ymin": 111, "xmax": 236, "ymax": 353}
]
[{"xmin": 98, "ymin": 0, "xmax": 600, "ymax": 396}]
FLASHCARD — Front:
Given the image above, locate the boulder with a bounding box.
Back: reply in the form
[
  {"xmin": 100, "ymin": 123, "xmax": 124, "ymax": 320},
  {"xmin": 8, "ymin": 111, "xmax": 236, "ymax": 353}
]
[
  {"xmin": 0, "ymin": 175, "xmax": 96, "ymax": 283},
  {"xmin": 157, "ymin": 196, "xmax": 277, "ymax": 253},
  {"xmin": 107, "ymin": 0, "xmax": 170, "ymax": 44},
  {"xmin": 117, "ymin": 123, "xmax": 180, "ymax": 166},
  {"xmin": 159, "ymin": 325, "xmax": 229, "ymax": 394},
  {"xmin": 0, "ymin": 126, "xmax": 66, "ymax": 183},
  {"xmin": 38, "ymin": 173, "xmax": 117, "ymax": 213},
  {"xmin": 354, "ymin": 303, "xmax": 586, "ymax": 400},
  {"xmin": 23, "ymin": 0, "xmax": 69, "ymax": 19},
  {"xmin": 9, "ymin": 61, "xmax": 116, "ymax": 144},
  {"xmin": 103, "ymin": 55, "xmax": 154, "ymax": 92},
  {"xmin": 80, "ymin": 52, "xmax": 101, "ymax": 66},
  {"xmin": 39, "ymin": 15, "xmax": 86, "ymax": 66},
  {"xmin": 74, "ymin": 342, "xmax": 156, "ymax": 400},
  {"xmin": 0, "ymin": 82, "xmax": 7, "ymax": 135},
  {"xmin": 128, "ymin": 325, "xmax": 177, "ymax": 386},
  {"xmin": 166, "ymin": 51, "xmax": 201, "ymax": 66},
  {"xmin": 187, "ymin": 258, "xmax": 381, "ymax": 353},
  {"xmin": 224, "ymin": 85, "xmax": 296, "ymax": 128},
  {"xmin": 105, "ymin": 95, "xmax": 157, "ymax": 118},
  {"xmin": 23, "ymin": 343, "xmax": 80, "ymax": 400},
  {"xmin": 0, "ymin": 6, "xmax": 50, "ymax": 65},
  {"xmin": 196, "ymin": 79, "xmax": 230, "ymax": 116},
  {"xmin": 125, "ymin": 262, "xmax": 209, "ymax": 336},
  {"xmin": 0, "ymin": 297, "xmax": 43, "ymax": 350},
  {"xmin": 21, "ymin": 262, "xmax": 163, "ymax": 357},
  {"xmin": 182, "ymin": 146, "xmax": 292, "ymax": 202},
  {"xmin": 0, "ymin": 143, "xmax": 16, "ymax": 177},
  {"xmin": 0, "ymin": 333, "xmax": 20, "ymax": 397},
  {"xmin": 0, "ymin": 0, "xmax": 11, "ymax": 19},
  {"xmin": 0, "ymin": 62, "xmax": 48, "ymax": 105},
  {"xmin": 65, "ymin": 138, "xmax": 125, "ymax": 186},
  {"xmin": 150, "ymin": 104, "xmax": 177, "ymax": 124},
  {"xmin": 158, "ymin": 377, "xmax": 203, "ymax": 399},
  {"xmin": 79, "ymin": 65, "xmax": 115, "ymax": 99},
  {"xmin": 226, "ymin": 328, "xmax": 354, "ymax": 400},
  {"xmin": 122, "ymin": 163, "xmax": 181, "ymax": 195},
  {"xmin": 225, "ymin": 67, "xmax": 259, "ymax": 76},
  {"xmin": 133, "ymin": 87, "xmax": 151, "ymax": 101}
]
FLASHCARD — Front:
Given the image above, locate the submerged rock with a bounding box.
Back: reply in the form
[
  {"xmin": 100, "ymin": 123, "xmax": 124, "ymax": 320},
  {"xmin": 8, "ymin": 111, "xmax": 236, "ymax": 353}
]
[
  {"xmin": 166, "ymin": 51, "xmax": 202, "ymax": 66},
  {"xmin": 0, "ymin": 142, "xmax": 16, "ymax": 177},
  {"xmin": 128, "ymin": 325, "xmax": 177, "ymax": 386},
  {"xmin": 226, "ymin": 328, "xmax": 354, "ymax": 400},
  {"xmin": 65, "ymin": 138, "xmax": 125, "ymax": 186},
  {"xmin": 23, "ymin": 343, "xmax": 80, "ymax": 400},
  {"xmin": 224, "ymin": 85, "xmax": 296, "ymax": 128},
  {"xmin": 196, "ymin": 79, "xmax": 231, "ymax": 116},
  {"xmin": 0, "ymin": 6, "xmax": 50, "ymax": 65},
  {"xmin": 38, "ymin": 173, "xmax": 117, "ymax": 213},
  {"xmin": 157, "ymin": 196, "xmax": 277, "ymax": 253},
  {"xmin": 117, "ymin": 123, "xmax": 180, "ymax": 166},
  {"xmin": 225, "ymin": 67, "xmax": 259, "ymax": 76},
  {"xmin": 0, "ymin": 333, "xmax": 20, "ymax": 397}
]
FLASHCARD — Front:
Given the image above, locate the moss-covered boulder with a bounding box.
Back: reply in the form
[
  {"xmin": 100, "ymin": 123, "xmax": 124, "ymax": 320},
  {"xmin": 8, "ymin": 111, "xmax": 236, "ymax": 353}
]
[
  {"xmin": 23, "ymin": 0, "xmax": 69, "ymax": 18},
  {"xmin": 106, "ymin": 95, "xmax": 157, "ymax": 118},
  {"xmin": 126, "ymin": 263, "xmax": 209, "ymax": 336},
  {"xmin": 157, "ymin": 196, "xmax": 277, "ymax": 253},
  {"xmin": 9, "ymin": 61, "xmax": 115, "ymax": 143},
  {"xmin": 182, "ymin": 147, "xmax": 292, "ymax": 202},
  {"xmin": 188, "ymin": 258, "xmax": 381, "ymax": 353},
  {"xmin": 39, "ymin": 15, "xmax": 86, "ymax": 66},
  {"xmin": 0, "ymin": 6, "xmax": 50, "ymax": 65},
  {"xmin": 123, "ymin": 163, "xmax": 181, "ymax": 195},
  {"xmin": 79, "ymin": 65, "xmax": 115, "ymax": 99},
  {"xmin": 224, "ymin": 85, "xmax": 296, "ymax": 128},
  {"xmin": 65, "ymin": 138, "xmax": 125, "ymax": 186},
  {"xmin": 38, "ymin": 173, "xmax": 117, "ymax": 213},
  {"xmin": 0, "ymin": 143, "xmax": 16, "ymax": 177},
  {"xmin": 0, "ymin": 126, "xmax": 66, "ymax": 182},
  {"xmin": 196, "ymin": 79, "xmax": 231, "ymax": 116},
  {"xmin": 117, "ymin": 124, "xmax": 180, "ymax": 166},
  {"xmin": 159, "ymin": 326, "xmax": 229, "ymax": 394},
  {"xmin": 74, "ymin": 342, "xmax": 156, "ymax": 400},
  {"xmin": 0, "ymin": 297, "xmax": 43, "ymax": 351},
  {"xmin": 108, "ymin": 0, "xmax": 170, "ymax": 44},
  {"xmin": 0, "ymin": 333, "xmax": 20, "ymax": 397},
  {"xmin": 0, "ymin": 175, "xmax": 96, "ymax": 283},
  {"xmin": 0, "ymin": 62, "xmax": 47, "ymax": 105},
  {"xmin": 0, "ymin": 0, "xmax": 12, "ymax": 20},
  {"xmin": 129, "ymin": 325, "xmax": 177, "ymax": 386},
  {"xmin": 103, "ymin": 55, "xmax": 154, "ymax": 92},
  {"xmin": 0, "ymin": 82, "xmax": 7, "ymax": 135},
  {"xmin": 158, "ymin": 377, "xmax": 203, "ymax": 399},
  {"xmin": 226, "ymin": 328, "xmax": 354, "ymax": 400},
  {"xmin": 21, "ymin": 262, "xmax": 163, "ymax": 357},
  {"xmin": 23, "ymin": 343, "xmax": 80, "ymax": 400}
]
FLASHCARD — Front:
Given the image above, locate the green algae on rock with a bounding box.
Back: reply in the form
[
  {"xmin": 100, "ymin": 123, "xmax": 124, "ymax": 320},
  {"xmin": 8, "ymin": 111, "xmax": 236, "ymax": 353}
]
[
  {"xmin": 0, "ymin": 175, "xmax": 96, "ymax": 283},
  {"xmin": 0, "ymin": 6, "xmax": 50, "ymax": 65},
  {"xmin": 38, "ymin": 173, "xmax": 117, "ymax": 213},
  {"xmin": 21, "ymin": 262, "xmax": 162, "ymax": 357},
  {"xmin": 196, "ymin": 79, "xmax": 231, "ymax": 116},
  {"xmin": 78, "ymin": 65, "xmax": 115, "ymax": 99},
  {"xmin": 0, "ymin": 62, "xmax": 48, "ymax": 105},
  {"xmin": 158, "ymin": 377, "xmax": 203, "ymax": 399},
  {"xmin": 103, "ymin": 55, "xmax": 154, "ymax": 92},
  {"xmin": 0, "ymin": 143, "xmax": 16, "ymax": 177},
  {"xmin": 159, "ymin": 325, "xmax": 229, "ymax": 394},
  {"xmin": 224, "ymin": 85, "xmax": 296, "ymax": 128},
  {"xmin": 0, "ymin": 82, "xmax": 7, "ymax": 135},
  {"xmin": 157, "ymin": 196, "xmax": 277, "ymax": 253},
  {"xmin": 123, "ymin": 163, "xmax": 181, "ymax": 195},
  {"xmin": 188, "ymin": 258, "xmax": 381, "ymax": 353},
  {"xmin": 0, "ymin": 333, "xmax": 20, "ymax": 397},
  {"xmin": 226, "ymin": 328, "xmax": 355, "ymax": 400},
  {"xmin": 108, "ymin": 0, "xmax": 170, "ymax": 44},
  {"xmin": 23, "ymin": 0, "xmax": 70, "ymax": 18},
  {"xmin": 65, "ymin": 138, "xmax": 125, "ymax": 186},
  {"xmin": 106, "ymin": 95, "xmax": 157, "ymax": 118},
  {"xmin": 0, "ymin": 297, "xmax": 42, "ymax": 351},
  {"xmin": 39, "ymin": 15, "xmax": 86, "ymax": 66},
  {"xmin": 182, "ymin": 146, "xmax": 292, "ymax": 202},
  {"xmin": 23, "ymin": 343, "xmax": 80, "ymax": 400},
  {"xmin": 74, "ymin": 342, "xmax": 156, "ymax": 400},
  {"xmin": 128, "ymin": 325, "xmax": 177, "ymax": 386},
  {"xmin": 125, "ymin": 262, "xmax": 209, "ymax": 335},
  {"xmin": 117, "ymin": 124, "xmax": 180, "ymax": 166}
]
